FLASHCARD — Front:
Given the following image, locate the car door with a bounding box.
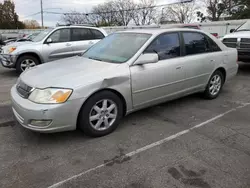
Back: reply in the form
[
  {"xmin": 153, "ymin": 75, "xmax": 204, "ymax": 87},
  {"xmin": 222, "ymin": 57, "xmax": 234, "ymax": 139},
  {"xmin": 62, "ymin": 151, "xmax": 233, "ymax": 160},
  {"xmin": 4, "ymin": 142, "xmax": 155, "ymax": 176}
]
[
  {"xmin": 70, "ymin": 28, "xmax": 105, "ymax": 56},
  {"xmin": 130, "ymin": 32, "xmax": 186, "ymax": 109},
  {"xmin": 42, "ymin": 28, "xmax": 74, "ymax": 62},
  {"xmin": 180, "ymin": 31, "xmax": 219, "ymax": 91}
]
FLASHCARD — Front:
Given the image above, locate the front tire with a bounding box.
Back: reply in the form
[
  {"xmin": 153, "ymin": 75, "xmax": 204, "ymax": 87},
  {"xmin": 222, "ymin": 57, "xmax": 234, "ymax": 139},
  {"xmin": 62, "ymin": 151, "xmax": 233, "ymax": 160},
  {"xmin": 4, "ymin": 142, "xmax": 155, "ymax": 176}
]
[
  {"xmin": 78, "ymin": 91, "xmax": 123, "ymax": 137},
  {"xmin": 16, "ymin": 55, "xmax": 39, "ymax": 73},
  {"xmin": 204, "ymin": 70, "xmax": 224, "ymax": 99}
]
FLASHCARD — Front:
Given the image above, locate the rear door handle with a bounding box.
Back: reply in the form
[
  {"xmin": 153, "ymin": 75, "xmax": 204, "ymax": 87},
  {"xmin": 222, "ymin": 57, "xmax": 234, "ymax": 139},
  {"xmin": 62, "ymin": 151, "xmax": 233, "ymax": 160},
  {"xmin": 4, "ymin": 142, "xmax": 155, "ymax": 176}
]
[
  {"xmin": 89, "ymin": 41, "xmax": 94, "ymax": 45},
  {"xmin": 176, "ymin": 66, "xmax": 182, "ymax": 70},
  {"xmin": 210, "ymin": 59, "xmax": 215, "ymax": 62},
  {"xmin": 66, "ymin": 43, "xmax": 72, "ymax": 47}
]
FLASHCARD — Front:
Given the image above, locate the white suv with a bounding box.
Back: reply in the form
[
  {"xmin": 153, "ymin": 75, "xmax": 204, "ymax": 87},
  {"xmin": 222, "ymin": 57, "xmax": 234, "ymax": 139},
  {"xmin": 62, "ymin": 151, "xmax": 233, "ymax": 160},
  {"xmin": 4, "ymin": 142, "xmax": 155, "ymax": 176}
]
[{"xmin": 0, "ymin": 25, "xmax": 107, "ymax": 72}]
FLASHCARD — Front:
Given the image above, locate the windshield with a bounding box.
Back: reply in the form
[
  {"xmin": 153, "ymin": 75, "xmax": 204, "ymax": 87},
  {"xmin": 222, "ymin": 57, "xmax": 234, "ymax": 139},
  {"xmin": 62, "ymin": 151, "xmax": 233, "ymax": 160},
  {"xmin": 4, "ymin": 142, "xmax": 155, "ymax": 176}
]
[
  {"xmin": 32, "ymin": 29, "xmax": 53, "ymax": 42},
  {"xmin": 83, "ymin": 33, "xmax": 151, "ymax": 63},
  {"xmin": 28, "ymin": 32, "xmax": 40, "ymax": 40},
  {"xmin": 235, "ymin": 21, "xmax": 250, "ymax": 32}
]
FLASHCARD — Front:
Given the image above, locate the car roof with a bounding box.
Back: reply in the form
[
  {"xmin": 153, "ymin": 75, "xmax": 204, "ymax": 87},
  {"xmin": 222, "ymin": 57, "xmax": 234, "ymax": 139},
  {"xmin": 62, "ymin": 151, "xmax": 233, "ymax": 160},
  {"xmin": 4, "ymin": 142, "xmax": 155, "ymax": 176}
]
[
  {"xmin": 55, "ymin": 25, "xmax": 107, "ymax": 35},
  {"xmin": 56, "ymin": 25, "xmax": 101, "ymax": 30},
  {"xmin": 117, "ymin": 28, "xmax": 204, "ymax": 36}
]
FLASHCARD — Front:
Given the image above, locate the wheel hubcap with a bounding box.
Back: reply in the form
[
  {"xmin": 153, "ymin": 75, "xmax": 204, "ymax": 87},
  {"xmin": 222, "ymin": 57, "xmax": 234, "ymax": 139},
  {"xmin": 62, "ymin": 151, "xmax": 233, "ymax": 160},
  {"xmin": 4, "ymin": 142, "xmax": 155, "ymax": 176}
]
[
  {"xmin": 20, "ymin": 59, "xmax": 36, "ymax": 72},
  {"xmin": 209, "ymin": 75, "xmax": 221, "ymax": 96},
  {"xmin": 89, "ymin": 99, "xmax": 118, "ymax": 131}
]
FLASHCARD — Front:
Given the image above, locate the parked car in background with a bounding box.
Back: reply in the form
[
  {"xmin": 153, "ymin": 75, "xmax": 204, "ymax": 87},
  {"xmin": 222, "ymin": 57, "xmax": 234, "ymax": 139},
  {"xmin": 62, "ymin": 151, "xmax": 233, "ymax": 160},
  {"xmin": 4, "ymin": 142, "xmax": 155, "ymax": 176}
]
[
  {"xmin": 222, "ymin": 21, "xmax": 250, "ymax": 61},
  {"xmin": 3, "ymin": 32, "xmax": 41, "ymax": 45},
  {"xmin": 0, "ymin": 32, "xmax": 26, "ymax": 41},
  {"xmin": 0, "ymin": 25, "xmax": 107, "ymax": 72},
  {"xmin": 11, "ymin": 29, "xmax": 238, "ymax": 137},
  {"xmin": 0, "ymin": 34, "xmax": 4, "ymax": 46}
]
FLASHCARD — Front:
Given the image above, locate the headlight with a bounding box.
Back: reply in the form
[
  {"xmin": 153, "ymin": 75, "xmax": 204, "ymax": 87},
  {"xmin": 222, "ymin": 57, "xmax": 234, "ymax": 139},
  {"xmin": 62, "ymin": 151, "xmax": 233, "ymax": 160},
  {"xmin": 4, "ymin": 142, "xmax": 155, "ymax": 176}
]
[
  {"xmin": 8, "ymin": 47, "xmax": 17, "ymax": 53},
  {"xmin": 28, "ymin": 88, "xmax": 73, "ymax": 104}
]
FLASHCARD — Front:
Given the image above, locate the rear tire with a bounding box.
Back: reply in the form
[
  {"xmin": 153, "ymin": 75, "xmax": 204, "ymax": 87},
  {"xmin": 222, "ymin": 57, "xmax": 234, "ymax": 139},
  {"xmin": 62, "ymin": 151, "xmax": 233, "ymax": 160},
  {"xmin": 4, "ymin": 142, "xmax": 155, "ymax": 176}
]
[
  {"xmin": 203, "ymin": 70, "xmax": 224, "ymax": 99},
  {"xmin": 16, "ymin": 55, "xmax": 39, "ymax": 73},
  {"xmin": 78, "ymin": 91, "xmax": 123, "ymax": 137}
]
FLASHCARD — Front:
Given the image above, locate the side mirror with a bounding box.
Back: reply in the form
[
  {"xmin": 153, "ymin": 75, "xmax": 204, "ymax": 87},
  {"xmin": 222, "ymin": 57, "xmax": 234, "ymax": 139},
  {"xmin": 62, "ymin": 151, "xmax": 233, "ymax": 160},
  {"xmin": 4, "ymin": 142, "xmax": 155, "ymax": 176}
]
[
  {"xmin": 46, "ymin": 38, "xmax": 53, "ymax": 44},
  {"xmin": 230, "ymin": 29, "xmax": 235, "ymax": 33},
  {"xmin": 134, "ymin": 53, "xmax": 158, "ymax": 65}
]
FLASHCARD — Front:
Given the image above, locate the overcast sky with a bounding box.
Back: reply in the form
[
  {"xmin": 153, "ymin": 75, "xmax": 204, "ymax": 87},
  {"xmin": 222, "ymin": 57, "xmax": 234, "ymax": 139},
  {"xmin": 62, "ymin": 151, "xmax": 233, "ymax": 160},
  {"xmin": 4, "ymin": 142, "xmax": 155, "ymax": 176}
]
[{"xmin": 13, "ymin": 0, "xmax": 179, "ymax": 26}]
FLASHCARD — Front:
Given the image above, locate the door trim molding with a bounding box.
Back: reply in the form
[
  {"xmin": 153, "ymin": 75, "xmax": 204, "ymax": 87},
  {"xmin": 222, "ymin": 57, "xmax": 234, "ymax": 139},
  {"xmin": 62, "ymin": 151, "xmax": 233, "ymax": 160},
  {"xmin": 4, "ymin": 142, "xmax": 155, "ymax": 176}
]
[{"xmin": 133, "ymin": 73, "xmax": 210, "ymax": 94}]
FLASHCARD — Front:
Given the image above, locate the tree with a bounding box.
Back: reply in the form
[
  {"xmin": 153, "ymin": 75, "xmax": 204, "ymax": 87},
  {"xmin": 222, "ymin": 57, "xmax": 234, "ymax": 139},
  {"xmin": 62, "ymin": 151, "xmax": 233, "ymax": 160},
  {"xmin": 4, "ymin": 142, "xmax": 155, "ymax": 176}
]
[
  {"xmin": 62, "ymin": 12, "xmax": 90, "ymax": 25},
  {"xmin": 113, "ymin": 0, "xmax": 136, "ymax": 26},
  {"xmin": 61, "ymin": 0, "xmax": 158, "ymax": 26},
  {"xmin": 132, "ymin": 0, "xmax": 157, "ymax": 25},
  {"xmin": 0, "ymin": 0, "xmax": 24, "ymax": 29},
  {"xmin": 92, "ymin": 1, "xmax": 118, "ymax": 26},
  {"xmin": 196, "ymin": 11, "xmax": 206, "ymax": 23},
  {"xmin": 203, "ymin": 0, "xmax": 234, "ymax": 21},
  {"xmin": 162, "ymin": 0, "xmax": 199, "ymax": 23},
  {"xmin": 24, "ymin": 20, "xmax": 40, "ymax": 29},
  {"xmin": 229, "ymin": 0, "xmax": 250, "ymax": 19}
]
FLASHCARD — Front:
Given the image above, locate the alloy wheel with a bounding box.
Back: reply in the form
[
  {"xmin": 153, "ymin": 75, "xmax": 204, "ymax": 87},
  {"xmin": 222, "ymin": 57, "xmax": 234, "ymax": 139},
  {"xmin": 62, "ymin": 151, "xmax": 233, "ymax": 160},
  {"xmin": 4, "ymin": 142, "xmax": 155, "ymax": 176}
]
[
  {"xmin": 20, "ymin": 59, "xmax": 36, "ymax": 72},
  {"xmin": 89, "ymin": 99, "xmax": 118, "ymax": 131},
  {"xmin": 209, "ymin": 75, "xmax": 222, "ymax": 96}
]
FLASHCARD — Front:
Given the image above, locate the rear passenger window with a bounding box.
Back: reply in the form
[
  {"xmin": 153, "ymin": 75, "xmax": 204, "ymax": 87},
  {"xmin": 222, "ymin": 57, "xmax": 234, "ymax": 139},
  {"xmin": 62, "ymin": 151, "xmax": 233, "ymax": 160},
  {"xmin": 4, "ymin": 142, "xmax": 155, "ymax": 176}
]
[
  {"xmin": 183, "ymin": 32, "xmax": 210, "ymax": 55},
  {"xmin": 207, "ymin": 37, "xmax": 221, "ymax": 52},
  {"xmin": 71, "ymin": 28, "xmax": 93, "ymax": 41},
  {"xmin": 91, "ymin": 29, "xmax": 105, "ymax": 39},
  {"xmin": 144, "ymin": 33, "xmax": 180, "ymax": 60}
]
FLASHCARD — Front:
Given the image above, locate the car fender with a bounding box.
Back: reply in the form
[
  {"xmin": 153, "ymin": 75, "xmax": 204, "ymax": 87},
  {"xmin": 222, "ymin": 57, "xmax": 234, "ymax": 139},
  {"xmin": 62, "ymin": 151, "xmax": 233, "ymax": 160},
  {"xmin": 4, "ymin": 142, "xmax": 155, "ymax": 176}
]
[
  {"xmin": 15, "ymin": 49, "xmax": 45, "ymax": 63},
  {"xmin": 71, "ymin": 64, "xmax": 133, "ymax": 115}
]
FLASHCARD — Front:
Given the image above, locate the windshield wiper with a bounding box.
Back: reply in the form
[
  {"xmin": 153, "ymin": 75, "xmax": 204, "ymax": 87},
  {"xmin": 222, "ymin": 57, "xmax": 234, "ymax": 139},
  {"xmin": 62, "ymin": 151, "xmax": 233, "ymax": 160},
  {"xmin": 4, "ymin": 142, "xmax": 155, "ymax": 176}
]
[
  {"xmin": 88, "ymin": 57, "xmax": 103, "ymax": 62},
  {"xmin": 236, "ymin": 29, "xmax": 250, "ymax": 32}
]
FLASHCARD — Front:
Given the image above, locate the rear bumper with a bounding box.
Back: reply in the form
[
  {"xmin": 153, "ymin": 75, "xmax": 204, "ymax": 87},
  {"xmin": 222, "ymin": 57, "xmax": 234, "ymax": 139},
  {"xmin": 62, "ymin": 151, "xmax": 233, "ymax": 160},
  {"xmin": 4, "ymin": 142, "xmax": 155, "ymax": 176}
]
[{"xmin": 0, "ymin": 54, "xmax": 17, "ymax": 68}]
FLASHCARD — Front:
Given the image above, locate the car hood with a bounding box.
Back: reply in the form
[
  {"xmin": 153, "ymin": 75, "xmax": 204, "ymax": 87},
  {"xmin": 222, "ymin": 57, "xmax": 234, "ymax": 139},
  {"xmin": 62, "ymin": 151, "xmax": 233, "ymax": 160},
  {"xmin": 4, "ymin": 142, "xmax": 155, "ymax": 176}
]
[
  {"xmin": 223, "ymin": 31, "xmax": 250, "ymax": 39},
  {"xmin": 2, "ymin": 41, "xmax": 39, "ymax": 53},
  {"xmin": 5, "ymin": 41, "xmax": 34, "ymax": 47},
  {"xmin": 20, "ymin": 56, "xmax": 123, "ymax": 88}
]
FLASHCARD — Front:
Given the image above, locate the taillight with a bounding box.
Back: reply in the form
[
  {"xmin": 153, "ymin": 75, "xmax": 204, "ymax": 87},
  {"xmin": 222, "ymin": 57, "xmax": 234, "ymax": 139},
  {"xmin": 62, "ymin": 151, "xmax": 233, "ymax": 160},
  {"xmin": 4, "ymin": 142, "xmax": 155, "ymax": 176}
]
[{"xmin": 211, "ymin": 33, "xmax": 218, "ymax": 37}]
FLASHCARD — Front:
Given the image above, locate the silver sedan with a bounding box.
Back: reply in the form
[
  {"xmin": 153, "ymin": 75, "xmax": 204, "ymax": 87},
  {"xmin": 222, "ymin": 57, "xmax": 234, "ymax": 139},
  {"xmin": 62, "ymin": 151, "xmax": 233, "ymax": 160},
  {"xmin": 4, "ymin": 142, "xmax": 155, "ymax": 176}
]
[{"xmin": 11, "ymin": 28, "xmax": 238, "ymax": 137}]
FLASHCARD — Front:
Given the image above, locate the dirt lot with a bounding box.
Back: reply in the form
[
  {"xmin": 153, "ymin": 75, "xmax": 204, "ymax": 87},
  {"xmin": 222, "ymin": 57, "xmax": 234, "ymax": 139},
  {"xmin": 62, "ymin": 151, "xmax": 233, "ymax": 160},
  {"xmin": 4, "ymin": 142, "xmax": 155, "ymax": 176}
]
[{"xmin": 1, "ymin": 63, "xmax": 250, "ymax": 188}]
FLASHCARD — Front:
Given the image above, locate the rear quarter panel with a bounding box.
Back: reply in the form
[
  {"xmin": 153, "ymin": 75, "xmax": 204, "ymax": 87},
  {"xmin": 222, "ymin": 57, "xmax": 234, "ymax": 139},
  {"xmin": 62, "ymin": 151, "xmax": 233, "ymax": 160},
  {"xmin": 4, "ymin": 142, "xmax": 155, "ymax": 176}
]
[
  {"xmin": 222, "ymin": 48, "xmax": 238, "ymax": 81},
  {"xmin": 207, "ymin": 34, "xmax": 238, "ymax": 82}
]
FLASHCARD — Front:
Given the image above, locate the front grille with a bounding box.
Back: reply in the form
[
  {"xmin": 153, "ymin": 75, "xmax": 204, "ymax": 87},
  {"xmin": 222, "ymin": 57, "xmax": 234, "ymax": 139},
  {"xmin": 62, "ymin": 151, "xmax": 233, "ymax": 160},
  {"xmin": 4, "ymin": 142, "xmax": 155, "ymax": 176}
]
[
  {"xmin": 239, "ymin": 38, "xmax": 250, "ymax": 49},
  {"xmin": 223, "ymin": 38, "xmax": 237, "ymax": 43},
  {"xmin": 241, "ymin": 38, "xmax": 250, "ymax": 43},
  {"xmin": 240, "ymin": 43, "xmax": 250, "ymax": 49},
  {"xmin": 223, "ymin": 38, "xmax": 237, "ymax": 48},
  {"xmin": 223, "ymin": 43, "xmax": 237, "ymax": 48},
  {"xmin": 16, "ymin": 80, "xmax": 33, "ymax": 98}
]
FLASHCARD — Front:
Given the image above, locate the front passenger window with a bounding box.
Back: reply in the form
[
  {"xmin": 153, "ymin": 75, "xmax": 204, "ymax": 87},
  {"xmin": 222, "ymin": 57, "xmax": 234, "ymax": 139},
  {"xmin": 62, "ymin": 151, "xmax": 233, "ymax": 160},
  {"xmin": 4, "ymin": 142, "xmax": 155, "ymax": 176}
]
[
  {"xmin": 49, "ymin": 29, "xmax": 70, "ymax": 43},
  {"xmin": 144, "ymin": 33, "xmax": 180, "ymax": 60}
]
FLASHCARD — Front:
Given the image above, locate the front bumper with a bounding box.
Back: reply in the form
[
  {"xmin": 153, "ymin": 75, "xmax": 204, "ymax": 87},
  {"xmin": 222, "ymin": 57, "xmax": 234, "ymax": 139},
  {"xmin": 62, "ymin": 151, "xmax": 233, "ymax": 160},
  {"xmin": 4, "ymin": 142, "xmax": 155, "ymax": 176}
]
[
  {"xmin": 0, "ymin": 54, "xmax": 17, "ymax": 68},
  {"xmin": 11, "ymin": 85, "xmax": 85, "ymax": 133},
  {"xmin": 237, "ymin": 50, "xmax": 250, "ymax": 61}
]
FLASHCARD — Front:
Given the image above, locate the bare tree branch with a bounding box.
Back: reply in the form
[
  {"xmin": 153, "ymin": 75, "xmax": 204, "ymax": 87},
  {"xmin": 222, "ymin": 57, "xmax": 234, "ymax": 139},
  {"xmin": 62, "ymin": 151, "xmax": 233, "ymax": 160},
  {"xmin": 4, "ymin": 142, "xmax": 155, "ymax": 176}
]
[
  {"xmin": 163, "ymin": 1, "xmax": 199, "ymax": 24},
  {"xmin": 132, "ymin": 0, "xmax": 157, "ymax": 26}
]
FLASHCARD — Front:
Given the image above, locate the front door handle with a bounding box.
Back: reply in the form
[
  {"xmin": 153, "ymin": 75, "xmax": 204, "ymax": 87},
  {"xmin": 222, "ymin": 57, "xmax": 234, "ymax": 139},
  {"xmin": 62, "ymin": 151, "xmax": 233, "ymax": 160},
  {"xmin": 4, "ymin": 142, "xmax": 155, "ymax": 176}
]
[
  {"xmin": 210, "ymin": 59, "xmax": 215, "ymax": 62},
  {"xmin": 66, "ymin": 43, "xmax": 72, "ymax": 47},
  {"xmin": 89, "ymin": 41, "xmax": 94, "ymax": 45},
  {"xmin": 176, "ymin": 66, "xmax": 182, "ymax": 70}
]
